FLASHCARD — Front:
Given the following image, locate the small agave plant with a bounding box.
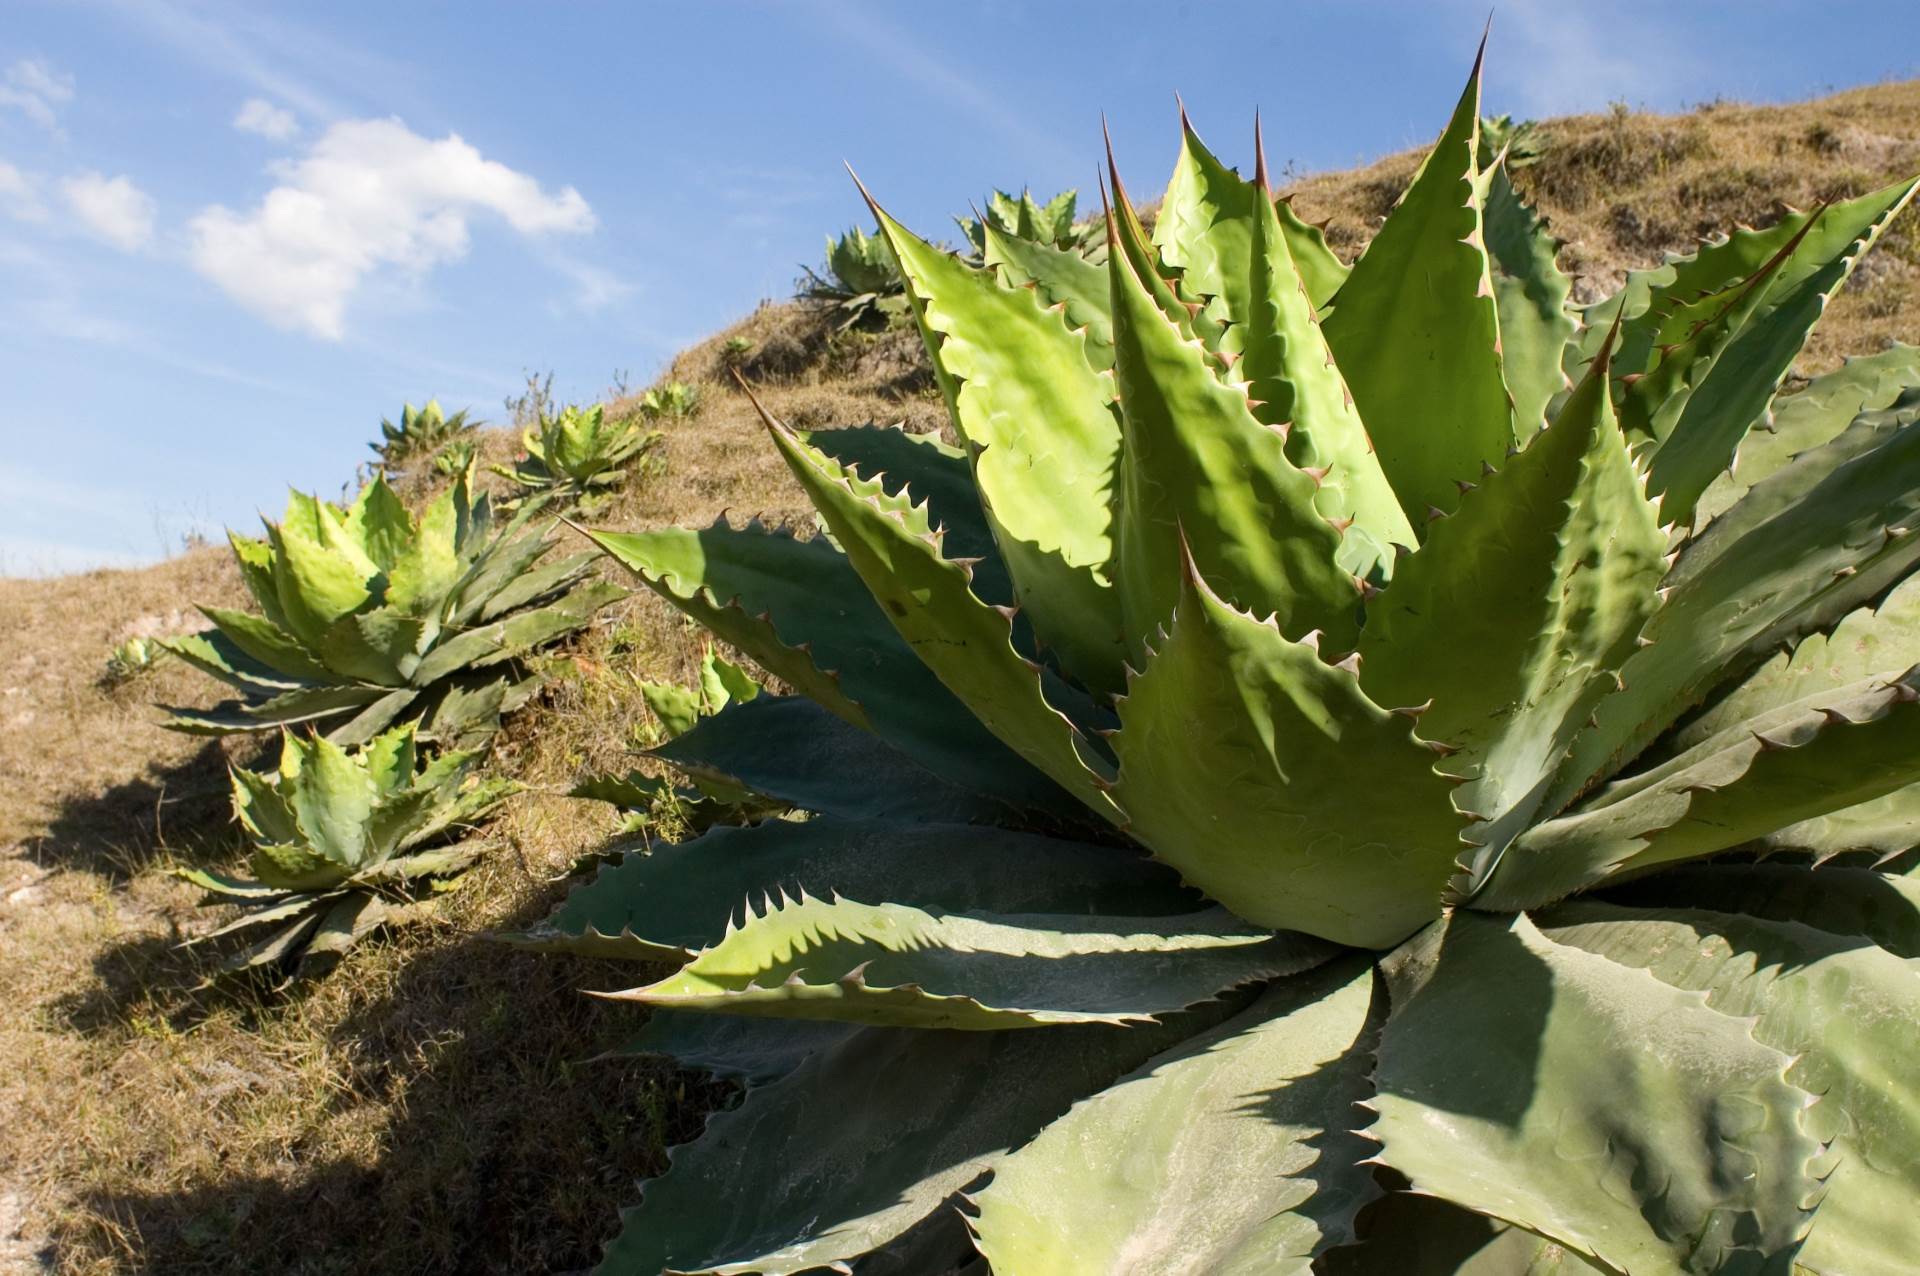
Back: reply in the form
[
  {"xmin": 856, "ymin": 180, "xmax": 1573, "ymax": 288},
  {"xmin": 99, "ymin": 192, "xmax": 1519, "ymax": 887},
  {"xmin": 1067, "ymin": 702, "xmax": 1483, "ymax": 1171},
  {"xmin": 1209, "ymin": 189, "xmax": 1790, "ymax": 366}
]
[
  {"xmin": 636, "ymin": 381, "xmax": 701, "ymax": 420},
  {"xmin": 498, "ymin": 403, "xmax": 662, "ymax": 509},
  {"xmin": 799, "ymin": 226, "xmax": 909, "ymax": 330},
  {"xmin": 161, "ymin": 463, "xmax": 624, "ymax": 748},
  {"xmin": 178, "ymin": 724, "xmax": 514, "ymax": 976},
  {"xmin": 370, "ymin": 397, "xmax": 476, "ymax": 470},
  {"xmin": 957, "ymin": 186, "xmax": 1103, "ymax": 258},
  {"xmin": 527, "ymin": 45, "xmax": 1920, "ymax": 1276}
]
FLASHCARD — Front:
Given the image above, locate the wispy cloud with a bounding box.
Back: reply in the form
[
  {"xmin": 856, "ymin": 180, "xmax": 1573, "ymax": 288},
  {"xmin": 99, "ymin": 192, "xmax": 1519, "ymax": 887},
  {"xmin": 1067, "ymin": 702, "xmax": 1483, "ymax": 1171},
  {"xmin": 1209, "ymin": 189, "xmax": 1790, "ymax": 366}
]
[
  {"xmin": 233, "ymin": 97, "xmax": 298, "ymax": 142},
  {"xmin": 813, "ymin": 3, "xmax": 1077, "ymax": 176},
  {"xmin": 0, "ymin": 58, "xmax": 75, "ymax": 135},
  {"xmin": 1488, "ymin": 1, "xmax": 1700, "ymax": 118},
  {"xmin": 0, "ymin": 160, "xmax": 46, "ymax": 221},
  {"xmin": 189, "ymin": 117, "xmax": 595, "ymax": 340},
  {"xmin": 61, "ymin": 172, "xmax": 156, "ymax": 250}
]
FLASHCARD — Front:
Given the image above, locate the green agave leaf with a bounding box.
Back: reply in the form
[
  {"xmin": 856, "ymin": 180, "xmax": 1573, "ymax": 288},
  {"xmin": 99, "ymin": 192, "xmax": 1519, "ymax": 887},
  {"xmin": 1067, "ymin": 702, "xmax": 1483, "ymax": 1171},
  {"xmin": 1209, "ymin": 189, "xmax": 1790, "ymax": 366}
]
[
  {"xmin": 1484, "ymin": 163, "xmax": 1574, "ymax": 440},
  {"xmin": 218, "ymin": 909, "xmax": 325, "ymax": 972},
  {"xmin": 316, "ymin": 607, "xmax": 427, "ymax": 686},
  {"xmin": 1244, "ymin": 139, "xmax": 1413, "ymax": 579},
  {"xmin": 285, "ymin": 732, "xmax": 377, "ymax": 870},
  {"xmin": 867, "ymin": 193, "xmax": 1126, "ymax": 691},
  {"xmin": 159, "ymin": 628, "xmax": 313, "ymax": 695},
  {"xmin": 322, "ymin": 687, "xmax": 420, "ymax": 746},
  {"xmin": 474, "ymin": 547, "xmax": 594, "ymax": 622},
  {"xmin": 802, "ymin": 424, "xmax": 1009, "ymax": 603},
  {"xmin": 1540, "ymin": 900, "xmax": 1920, "ymax": 1276},
  {"xmin": 227, "ymin": 531, "xmax": 291, "ymax": 630},
  {"xmin": 247, "ymin": 840, "xmax": 345, "ymax": 892},
  {"xmin": 1599, "ymin": 861, "xmax": 1920, "ymax": 962},
  {"xmin": 509, "ymin": 816, "xmax": 1194, "ymax": 963},
  {"xmin": 447, "ymin": 533, "xmax": 555, "ymax": 625},
  {"xmin": 640, "ymin": 679, "xmax": 701, "ymax": 738},
  {"xmin": 1109, "ymin": 215, "xmax": 1361, "ymax": 649},
  {"xmin": 1152, "ymin": 114, "xmax": 1265, "ymax": 359},
  {"xmin": 409, "ymin": 581, "xmax": 623, "ymax": 682},
  {"xmin": 652, "ymin": 695, "xmax": 1041, "ymax": 825},
  {"xmin": 1359, "ymin": 332, "xmax": 1664, "ymax": 890},
  {"xmin": 188, "ymin": 889, "xmax": 338, "ymax": 942},
  {"xmin": 593, "ymin": 1006, "xmax": 1239, "ymax": 1276},
  {"xmin": 1482, "ymin": 669, "xmax": 1920, "ymax": 908},
  {"xmin": 612, "ymin": 1009, "xmax": 858, "ymax": 1085},
  {"xmin": 1369, "ymin": 910, "xmax": 1819, "ymax": 1276},
  {"xmin": 302, "ymin": 891, "xmax": 387, "ymax": 962},
  {"xmin": 1322, "ymin": 42, "xmax": 1513, "ymax": 521},
  {"xmin": 589, "ymin": 522, "xmax": 1075, "ymax": 815},
  {"xmin": 358, "ymin": 722, "xmax": 417, "ymax": 795},
  {"xmin": 759, "ymin": 405, "xmax": 1120, "ymax": 820},
  {"xmin": 1275, "ymin": 195, "xmax": 1347, "ymax": 312},
  {"xmin": 171, "ymin": 866, "xmax": 290, "ymax": 900},
  {"xmin": 199, "ymin": 605, "xmax": 334, "ymax": 683},
  {"xmin": 1104, "ymin": 137, "xmax": 1225, "ymax": 351},
  {"xmin": 269, "ymin": 493, "xmax": 377, "ymax": 650},
  {"xmin": 1676, "ymin": 573, "xmax": 1920, "ymax": 747},
  {"xmin": 608, "ymin": 894, "xmax": 1328, "ymax": 1029},
  {"xmin": 1112, "ymin": 554, "xmax": 1462, "ymax": 948},
  {"xmin": 1321, "ymin": 1191, "xmax": 1611, "ymax": 1275},
  {"xmin": 342, "ymin": 475, "xmax": 412, "ymax": 572},
  {"xmin": 1643, "ymin": 177, "xmax": 1919, "ymax": 525},
  {"xmin": 162, "ymin": 685, "xmax": 388, "ymax": 735},
  {"xmin": 970, "ymin": 954, "xmax": 1380, "ymax": 1275},
  {"xmin": 1694, "ymin": 343, "xmax": 1920, "ymax": 525},
  {"xmin": 231, "ymin": 763, "xmax": 298, "ymax": 845},
  {"xmin": 980, "ymin": 221, "xmax": 1113, "ymax": 368},
  {"xmin": 1553, "ymin": 390, "xmax": 1920, "ymax": 806},
  {"xmin": 383, "ymin": 482, "xmax": 464, "ymax": 615}
]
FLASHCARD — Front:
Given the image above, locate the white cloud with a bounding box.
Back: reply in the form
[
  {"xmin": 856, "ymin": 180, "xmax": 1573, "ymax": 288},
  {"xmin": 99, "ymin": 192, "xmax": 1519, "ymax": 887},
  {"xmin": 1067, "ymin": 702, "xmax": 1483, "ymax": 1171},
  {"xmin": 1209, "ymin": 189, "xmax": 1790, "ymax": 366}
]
[
  {"xmin": 188, "ymin": 117, "xmax": 595, "ymax": 340},
  {"xmin": 1492, "ymin": 2, "xmax": 1698, "ymax": 118},
  {"xmin": 0, "ymin": 159, "xmax": 46, "ymax": 221},
  {"xmin": 61, "ymin": 172, "xmax": 157, "ymax": 251},
  {"xmin": 0, "ymin": 59, "xmax": 75, "ymax": 133},
  {"xmin": 233, "ymin": 97, "xmax": 298, "ymax": 141}
]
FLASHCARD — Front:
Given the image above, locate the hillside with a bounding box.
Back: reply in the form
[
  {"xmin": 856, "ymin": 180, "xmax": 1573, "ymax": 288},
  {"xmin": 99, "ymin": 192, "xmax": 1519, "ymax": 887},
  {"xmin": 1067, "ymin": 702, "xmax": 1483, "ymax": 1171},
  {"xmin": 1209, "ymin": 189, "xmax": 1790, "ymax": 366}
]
[{"xmin": 3, "ymin": 79, "xmax": 1918, "ymax": 1273}]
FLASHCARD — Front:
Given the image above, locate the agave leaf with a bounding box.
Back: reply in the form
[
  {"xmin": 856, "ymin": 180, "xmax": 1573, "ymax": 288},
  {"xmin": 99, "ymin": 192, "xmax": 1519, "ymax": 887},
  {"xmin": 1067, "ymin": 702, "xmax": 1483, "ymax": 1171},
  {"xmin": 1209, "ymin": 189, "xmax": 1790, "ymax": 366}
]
[
  {"xmin": 639, "ymin": 679, "xmax": 701, "ymax": 738},
  {"xmin": 1370, "ymin": 910, "xmax": 1818, "ymax": 1275},
  {"xmin": 609, "ymin": 894, "xmax": 1328, "ymax": 1029},
  {"xmin": 160, "ymin": 629, "xmax": 314, "ymax": 694},
  {"xmin": 1483, "ymin": 670, "xmax": 1920, "ymax": 908},
  {"xmin": 246, "ymin": 841, "xmax": 342, "ymax": 892},
  {"xmin": 1678, "ymin": 574, "xmax": 1920, "ymax": 748},
  {"xmin": 1600, "ymin": 861, "xmax": 1920, "ymax": 961},
  {"xmin": 302, "ymin": 891, "xmax": 387, "ymax": 960},
  {"xmin": 1541, "ymin": 900, "xmax": 1920, "ymax": 1276},
  {"xmin": 1484, "ymin": 163, "xmax": 1575, "ymax": 439},
  {"xmin": 187, "ymin": 889, "xmax": 339, "ymax": 942},
  {"xmin": 342, "ymin": 475, "xmax": 413, "ymax": 571},
  {"xmin": 1694, "ymin": 343, "xmax": 1920, "ymax": 524},
  {"xmin": 1109, "ymin": 218, "xmax": 1361, "ymax": 648},
  {"xmin": 760, "ymin": 407, "xmax": 1120, "ymax": 820},
  {"xmin": 802, "ymin": 425, "xmax": 1009, "ymax": 603},
  {"xmin": 447, "ymin": 534, "xmax": 558, "ymax": 626},
  {"xmin": 651, "ymin": 695, "xmax": 1037, "ymax": 825},
  {"xmin": 227, "ymin": 531, "xmax": 291, "ymax": 630},
  {"xmin": 507, "ymin": 816, "xmax": 1197, "ymax": 963},
  {"xmin": 592, "ymin": 1005, "xmax": 1239, "ymax": 1276},
  {"xmin": 358, "ymin": 724, "xmax": 417, "ymax": 795},
  {"xmin": 979, "ymin": 222, "xmax": 1113, "ymax": 367},
  {"xmin": 1245, "ymin": 148, "xmax": 1414, "ymax": 578},
  {"xmin": 364, "ymin": 840, "xmax": 487, "ymax": 883},
  {"xmin": 613, "ymin": 1010, "xmax": 858, "ymax": 1085},
  {"xmin": 588, "ymin": 524, "xmax": 1072, "ymax": 815},
  {"xmin": 970, "ymin": 955, "xmax": 1380, "ymax": 1275},
  {"xmin": 269, "ymin": 495, "xmax": 376, "ymax": 650},
  {"xmin": 1152, "ymin": 115, "xmax": 1265, "ymax": 358},
  {"xmin": 475, "ymin": 547, "xmax": 592, "ymax": 621},
  {"xmin": 316, "ymin": 607, "xmax": 426, "ymax": 686},
  {"xmin": 1644, "ymin": 177, "xmax": 1919, "ymax": 524},
  {"xmin": 1320, "ymin": 1191, "xmax": 1611, "ymax": 1275},
  {"xmin": 1322, "ymin": 42, "xmax": 1513, "ymax": 520},
  {"xmin": 410, "ymin": 582, "xmax": 623, "ymax": 682},
  {"xmin": 198, "ymin": 605, "xmax": 334, "ymax": 683},
  {"xmin": 1359, "ymin": 333, "xmax": 1664, "ymax": 888},
  {"xmin": 285, "ymin": 733, "xmax": 377, "ymax": 870},
  {"xmin": 1275, "ymin": 195, "xmax": 1348, "ymax": 311},
  {"xmin": 171, "ymin": 866, "xmax": 291, "ymax": 900},
  {"xmin": 1112, "ymin": 554, "xmax": 1461, "ymax": 948},
  {"xmin": 383, "ymin": 483, "xmax": 464, "ymax": 614},
  {"xmin": 219, "ymin": 909, "xmax": 325, "ymax": 972},
  {"xmin": 1554, "ymin": 390, "xmax": 1920, "ymax": 805},
  {"xmin": 231, "ymin": 764, "xmax": 298, "ymax": 845},
  {"xmin": 1104, "ymin": 139, "xmax": 1225, "ymax": 349},
  {"xmin": 162, "ymin": 685, "xmax": 389, "ymax": 735},
  {"xmin": 416, "ymin": 675, "xmax": 510, "ymax": 748},
  {"xmin": 322, "ymin": 687, "xmax": 421, "ymax": 747},
  {"xmin": 867, "ymin": 196, "xmax": 1126, "ymax": 691}
]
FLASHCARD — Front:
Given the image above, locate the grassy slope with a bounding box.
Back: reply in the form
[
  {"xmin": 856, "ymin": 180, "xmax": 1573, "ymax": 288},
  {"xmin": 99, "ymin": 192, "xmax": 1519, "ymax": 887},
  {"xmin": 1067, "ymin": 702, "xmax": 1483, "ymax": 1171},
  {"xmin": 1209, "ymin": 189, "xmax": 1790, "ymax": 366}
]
[{"xmin": 2, "ymin": 81, "xmax": 1918, "ymax": 1273}]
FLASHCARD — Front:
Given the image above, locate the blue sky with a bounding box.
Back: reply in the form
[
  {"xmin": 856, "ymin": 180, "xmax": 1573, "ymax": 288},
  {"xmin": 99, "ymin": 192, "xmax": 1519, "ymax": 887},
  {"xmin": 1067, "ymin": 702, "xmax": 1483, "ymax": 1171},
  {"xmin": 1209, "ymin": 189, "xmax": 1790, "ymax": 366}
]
[{"xmin": 3, "ymin": 0, "xmax": 1916, "ymax": 575}]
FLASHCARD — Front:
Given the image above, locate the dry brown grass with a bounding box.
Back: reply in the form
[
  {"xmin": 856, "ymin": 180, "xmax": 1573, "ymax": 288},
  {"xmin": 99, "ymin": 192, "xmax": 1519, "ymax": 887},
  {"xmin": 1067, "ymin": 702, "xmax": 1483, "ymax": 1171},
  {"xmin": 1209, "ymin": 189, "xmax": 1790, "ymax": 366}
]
[{"xmin": 3, "ymin": 80, "xmax": 1920, "ymax": 1274}]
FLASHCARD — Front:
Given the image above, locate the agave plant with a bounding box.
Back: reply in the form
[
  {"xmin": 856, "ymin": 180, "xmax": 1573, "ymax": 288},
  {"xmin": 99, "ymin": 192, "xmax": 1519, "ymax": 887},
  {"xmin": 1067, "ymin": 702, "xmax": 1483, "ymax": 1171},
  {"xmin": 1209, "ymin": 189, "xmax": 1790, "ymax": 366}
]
[
  {"xmin": 636, "ymin": 381, "xmax": 701, "ymax": 420},
  {"xmin": 177, "ymin": 724, "xmax": 514, "ymax": 975},
  {"xmin": 571, "ymin": 643, "xmax": 776, "ymax": 833},
  {"xmin": 799, "ymin": 226, "xmax": 909, "ymax": 330},
  {"xmin": 498, "ymin": 403, "xmax": 662, "ymax": 508},
  {"xmin": 101, "ymin": 635, "xmax": 166, "ymax": 687},
  {"xmin": 957, "ymin": 186, "xmax": 1103, "ymax": 258},
  {"xmin": 370, "ymin": 397, "xmax": 476, "ymax": 470},
  {"xmin": 161, "ymin": 464, "xmax": 624, "ymax": 748},
  {"xmin": 525, "ymin": 45, "xmax": 1920, "ymax": 1276}
]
